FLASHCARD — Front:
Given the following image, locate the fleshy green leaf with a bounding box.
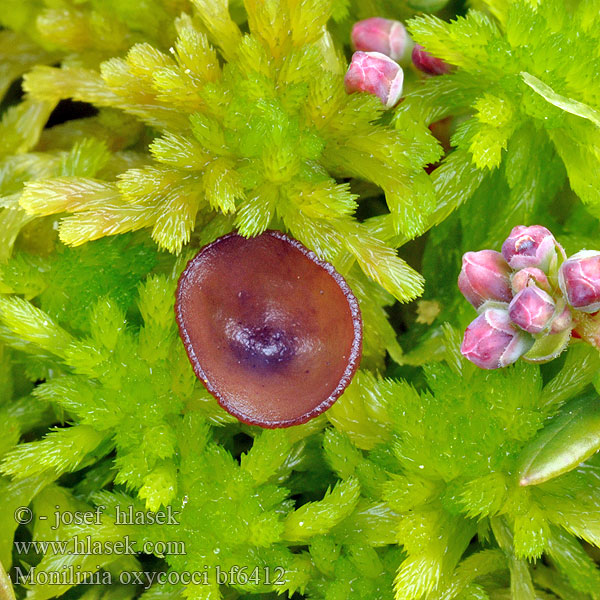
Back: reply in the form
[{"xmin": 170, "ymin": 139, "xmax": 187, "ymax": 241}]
[{"xmin": 518, "ymin": 395, "xmax": 600, "ymax": 486}]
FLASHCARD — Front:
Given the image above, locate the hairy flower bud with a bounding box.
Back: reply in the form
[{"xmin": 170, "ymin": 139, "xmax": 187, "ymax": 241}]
[
  {"xmin": 559, "ymin": 250, "xmax": 600, "ymax": 313},
  {"xmin": 458, "ymin": 250, "xmax": 512, "ymax": 308},
  {"xmin": 351, "ymin": 18, "xmax": 413, "ymax": 65},
  {"xmin": 461, "ymin": 308, "xmax": 534, "ymax": 369},
  {"xmin": 510, "ymin": 267, "xmax": 551, "ymax": 294},
  {"xmin": 411, "ymin": 44, "xmax": 451, "ymax": 75},
  {"xmin": 508, "ymin": 287, "xmax": 556, "ymax": 334},
  {"xmin": 344, "ymin": 51, "xmax": 404, "ymax": 108},
  {"xmin": 501, "ymin": 225, "xmax": 561, "ymax": 271}
]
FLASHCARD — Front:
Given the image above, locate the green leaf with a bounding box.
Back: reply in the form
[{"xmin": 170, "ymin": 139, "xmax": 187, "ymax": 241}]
[
  {"xmin": 547, "ymin": 123, "xmax": 600, "ymax": 208},
  {"xmin": 522, "ymin": 327, "xmax": 571, "ymax": 364},
  {"xmin": 491, "ymin": 517, "xmax": 536, "ymax": 600},
  {"xmin": 0, "ymin": 557, "xmax": 16, "ymax": 600},
  {"xmin": 240, "ymin": 430, "xmax": 292, "ymax": 485},
  {"xmin": 0, "ymin": 426, "xmax": 110, "ymax": 479},
  {"xmin": 138, "ymin": 462, "xmax": 177, "ymax": 512},
  {"xmin": 541, "ymin": 344, "xmax": 600, "ymax": 412},
  {"xmin": 546, "ymin": 526, "xmax": 600, "ymax": 596},
  {"xmin": 513, "ymin": 503, "xmax": 549, "ymax": 560},
  {"xmin": 0, "ymin": 296, "xmax": 75, "ymax": 356},
  {"xmin": 431, "ymin": 549, "xmax": 505, "ymax": 600},
  {"xmin": 521, "ymin": 72, "xmax": 600, "ymax": 128},
  {"xmin": 518, "ymin": 395, "xmax": 600, "ymax": 486},
  {"xmin": 395, "ymin": 506, "xmax": 475, "ymax": 600},
  {"xmin": 283, "ymin": 478, "xmax": 360, "ymax": 542},
  {"xmin": 0, "ymin": 474, "xmax": 55, "ymax": 570}
]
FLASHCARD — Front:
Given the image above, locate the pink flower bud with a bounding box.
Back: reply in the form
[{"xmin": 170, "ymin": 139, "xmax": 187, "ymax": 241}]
[
  {"xmin": 458, "ymin": 250, "xmax": 512, "ymax": 309},
  {"xmin": 510, "ymin": 267, "xmax": 551, "ymax": 294},
  {"xmin": 508, "ymin": 287, "xmax": 556, "ymax": 334},
  {"xmin": 344, "ymin": 51, "xmax": 404, "ymax": 108},
  {"xmin": 461, "ymin": 308, "xmax": 534, "ymax": 369},
  {"xmin": 559, "ymin": 250, "xmax": 600, "ymax": 313},
  {"xmin": 411, "ymin": 44, "xmax": 451, "ymax": 75},
  {"xmin": 351, "ymin": 18, "xmax": 413, "ymax": 65},
  {"xmin": 501, "ymin": 225, "xmax": 562, "ymax": 271}
]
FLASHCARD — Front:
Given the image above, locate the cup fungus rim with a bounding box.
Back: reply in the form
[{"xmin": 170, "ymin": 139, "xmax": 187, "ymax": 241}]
[{"xmin": 175, "ymin": 229, "xmax": 363, "ymax": 428}]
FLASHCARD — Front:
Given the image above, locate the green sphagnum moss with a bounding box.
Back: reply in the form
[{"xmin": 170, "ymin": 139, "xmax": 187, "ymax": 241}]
[{"xmin": 0, "ymin": 0, "xmax": 600, "ymax": 599}]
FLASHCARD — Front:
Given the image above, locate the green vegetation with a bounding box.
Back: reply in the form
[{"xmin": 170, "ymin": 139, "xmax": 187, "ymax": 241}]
[{"xmin": 1, "ymin": 0, "xmax": 600, "ymax": 598}]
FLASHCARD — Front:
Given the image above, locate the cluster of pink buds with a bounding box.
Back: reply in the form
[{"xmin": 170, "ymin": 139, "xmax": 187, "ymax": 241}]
[
  {"xmin": 344, "ymin": 17, "xmax": 450, "ymax": 107},
  {"xmin": 459, "ymin": 225, "xmax": 600, "ymax": 369}
]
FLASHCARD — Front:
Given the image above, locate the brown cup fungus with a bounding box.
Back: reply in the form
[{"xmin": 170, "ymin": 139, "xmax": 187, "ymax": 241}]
[{"xmin": 175, "ymin": 230, "xmax": 362, "ymax": 428}]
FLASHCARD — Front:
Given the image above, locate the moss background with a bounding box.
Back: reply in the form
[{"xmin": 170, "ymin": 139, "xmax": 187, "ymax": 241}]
[{"xmin": 1, "ymin": 0, "xmax": 600, "ymax": 598}]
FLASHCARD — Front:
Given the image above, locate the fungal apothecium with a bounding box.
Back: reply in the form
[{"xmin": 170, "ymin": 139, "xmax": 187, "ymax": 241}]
[{"xmin": 175, "ymin": 231, "xmax": 362, "ymax": 428}]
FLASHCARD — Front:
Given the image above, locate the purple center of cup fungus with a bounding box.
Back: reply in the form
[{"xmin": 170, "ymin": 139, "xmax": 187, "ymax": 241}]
[{"xmin": 175, "ymin": 230, "xmax": 362, "ymax": 428}]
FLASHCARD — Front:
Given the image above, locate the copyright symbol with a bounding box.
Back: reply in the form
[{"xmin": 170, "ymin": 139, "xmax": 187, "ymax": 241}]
[{"xmin": 14, "ymin": 506, "xmax": 33, "ymax": 525}]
